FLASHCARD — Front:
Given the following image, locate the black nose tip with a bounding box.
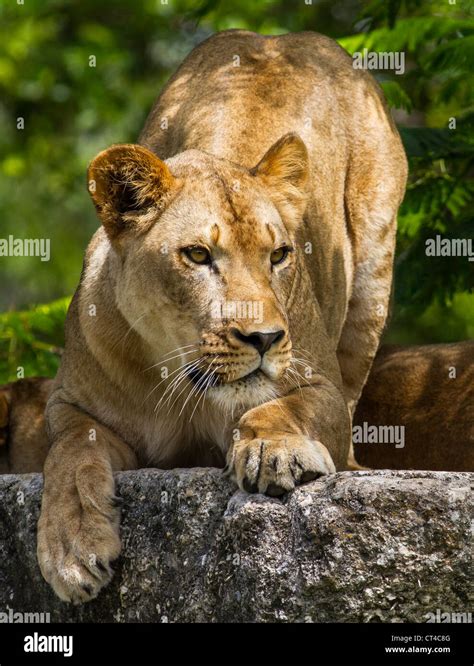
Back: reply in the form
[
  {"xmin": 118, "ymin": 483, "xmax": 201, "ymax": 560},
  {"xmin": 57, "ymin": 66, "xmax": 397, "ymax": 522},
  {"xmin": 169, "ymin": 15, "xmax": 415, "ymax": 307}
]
[{"xmin": 230, "ymin": 328, "xmax": 285, "ymax": 355}]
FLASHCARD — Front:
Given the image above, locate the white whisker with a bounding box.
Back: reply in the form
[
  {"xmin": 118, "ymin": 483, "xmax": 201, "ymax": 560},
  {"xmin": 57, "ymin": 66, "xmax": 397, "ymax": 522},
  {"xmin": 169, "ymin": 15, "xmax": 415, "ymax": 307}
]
[
  {"xmin": 155, "ymin": 359, "xmax": 203, "ymax": 413},
  {"xmin": 163, "ymin": 358, "xmax": 207, "ymax": 414},
  {"xmin": 178, "ymin": 357, "xmax": 221, "ymax": 418},
  {"xmin": 144, "ymin": 345, "xmax": 200, "ymax": 372},
  {"xmin": 188, "ymin": 363, "xmax": 223, "ymax": 423},
  {"xmin": 143, "ymin": 360, "xmax": 196, "ymax": 405}
]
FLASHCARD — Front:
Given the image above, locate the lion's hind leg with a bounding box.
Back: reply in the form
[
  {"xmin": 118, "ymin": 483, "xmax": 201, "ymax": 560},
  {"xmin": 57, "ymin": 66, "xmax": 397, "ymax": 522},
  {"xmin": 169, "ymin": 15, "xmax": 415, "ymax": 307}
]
[{"xmin": 337, "ymin": 121, "xmax": 408, "ymax": 467}]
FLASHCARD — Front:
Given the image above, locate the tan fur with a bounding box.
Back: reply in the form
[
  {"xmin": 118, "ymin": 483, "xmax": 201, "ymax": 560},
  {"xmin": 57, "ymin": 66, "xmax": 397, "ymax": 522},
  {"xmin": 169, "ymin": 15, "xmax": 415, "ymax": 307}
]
[
  {"xmin": 0, "ymin": 378, "xmax": 53, "ymax": 474},
  {"xmin": 36, "ymin": 30, "xmax": 407, "ymax": 603},
  {"xmin": 354, "ymin": 341, "xmax": 474, "ymax": 471},
  {"xmin": 4, "ymin": 340, "xmax": 471, "ymax": 475}
]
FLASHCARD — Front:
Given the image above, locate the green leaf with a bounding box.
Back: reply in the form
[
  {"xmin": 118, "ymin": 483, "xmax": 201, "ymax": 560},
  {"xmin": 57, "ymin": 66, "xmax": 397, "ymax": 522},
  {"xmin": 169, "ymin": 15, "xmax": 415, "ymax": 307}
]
[
  {"xmin": 424, "ymin": 34, "xmax": 474, "ymax": 72},
  {"xmin": 339, "ymin": 17, "xmax": 474, "ymax": 55},
  {"xmin": 0, "ymin": 297, "xmax": 69, "ymax": 383},
  {"xmin": 380, "ymin": 80, "xmax": 412, "ymax": 111},
  {"xmin": 399, "ymin": 127, "xmax": 474, "ymax": 159}
]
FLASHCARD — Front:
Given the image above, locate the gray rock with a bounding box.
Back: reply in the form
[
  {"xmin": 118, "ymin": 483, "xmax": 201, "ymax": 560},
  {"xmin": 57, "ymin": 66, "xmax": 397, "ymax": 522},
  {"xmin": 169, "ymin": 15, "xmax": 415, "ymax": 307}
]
[{"xmin": 0, "ymin": 469, "xmax": 472, "ymax": 622}]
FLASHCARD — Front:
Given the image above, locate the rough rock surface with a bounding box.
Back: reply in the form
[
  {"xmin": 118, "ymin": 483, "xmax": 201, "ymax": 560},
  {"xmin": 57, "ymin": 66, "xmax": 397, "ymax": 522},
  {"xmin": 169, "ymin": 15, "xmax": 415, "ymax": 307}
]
[{"xmin": 0, "ymin": 469, "xmax": 472, "ymax": 622}]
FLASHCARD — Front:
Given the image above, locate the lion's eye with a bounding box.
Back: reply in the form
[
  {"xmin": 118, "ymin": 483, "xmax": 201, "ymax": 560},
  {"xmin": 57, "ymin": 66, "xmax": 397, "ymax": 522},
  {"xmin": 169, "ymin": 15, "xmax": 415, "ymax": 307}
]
[
  {"xmin": 270, "ymin": 246, "xmax": 290, "ymax": 265},
  {"xmin": 184, "ymin": 246, "xmax": 211, "ymax": 265}
]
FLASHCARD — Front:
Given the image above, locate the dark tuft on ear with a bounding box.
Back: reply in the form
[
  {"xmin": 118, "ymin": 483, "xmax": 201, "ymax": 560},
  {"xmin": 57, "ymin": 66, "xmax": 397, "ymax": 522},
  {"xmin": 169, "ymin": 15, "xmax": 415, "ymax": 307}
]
[{"xmin": 87, "ymin": 144, "xmax": 178, "ymax": 238}]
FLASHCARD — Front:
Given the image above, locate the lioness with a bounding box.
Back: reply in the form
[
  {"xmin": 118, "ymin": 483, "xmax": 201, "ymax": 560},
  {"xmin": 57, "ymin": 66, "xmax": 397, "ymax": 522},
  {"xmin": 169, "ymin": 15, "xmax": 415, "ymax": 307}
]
[{"xmin": 37, "ymin": 30, "xmax": 407, "ymax": 602}]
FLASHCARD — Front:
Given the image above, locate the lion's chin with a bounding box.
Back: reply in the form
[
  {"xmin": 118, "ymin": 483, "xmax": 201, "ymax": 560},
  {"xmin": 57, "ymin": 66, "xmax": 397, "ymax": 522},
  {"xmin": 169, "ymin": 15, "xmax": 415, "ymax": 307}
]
[{"xmin": 206, "ymin": 370, "xmax": 279, "ymax": 411}]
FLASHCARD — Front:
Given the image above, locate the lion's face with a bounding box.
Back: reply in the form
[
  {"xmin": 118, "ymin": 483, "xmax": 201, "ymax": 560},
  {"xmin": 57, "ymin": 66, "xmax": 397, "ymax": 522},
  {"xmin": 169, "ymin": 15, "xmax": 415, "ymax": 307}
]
[{"xmin": 88, "ymin": 135, "xmax": 309, "ymax": 409}]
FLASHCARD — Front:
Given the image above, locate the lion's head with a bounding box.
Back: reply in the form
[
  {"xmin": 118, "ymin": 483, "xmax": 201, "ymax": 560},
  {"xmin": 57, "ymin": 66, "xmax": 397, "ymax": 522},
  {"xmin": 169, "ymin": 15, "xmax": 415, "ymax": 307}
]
[{"xmin": 87, "ymin": 134, "xmax": 309, "ymax": 411}]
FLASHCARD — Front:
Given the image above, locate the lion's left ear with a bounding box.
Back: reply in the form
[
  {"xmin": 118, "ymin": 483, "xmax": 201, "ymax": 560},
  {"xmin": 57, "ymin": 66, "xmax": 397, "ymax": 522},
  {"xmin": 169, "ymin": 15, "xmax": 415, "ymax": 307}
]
[{"xmin": 251, "ymin": 133, "xmax": 310, "ymax": 231}]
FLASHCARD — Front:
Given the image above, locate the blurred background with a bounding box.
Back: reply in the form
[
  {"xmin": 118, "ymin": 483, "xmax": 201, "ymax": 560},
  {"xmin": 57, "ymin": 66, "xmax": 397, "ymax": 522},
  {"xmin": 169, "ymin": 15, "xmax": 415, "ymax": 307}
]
[{"xmin": 0, "ymin": 0, "xmax": 473, "ymax": 381}]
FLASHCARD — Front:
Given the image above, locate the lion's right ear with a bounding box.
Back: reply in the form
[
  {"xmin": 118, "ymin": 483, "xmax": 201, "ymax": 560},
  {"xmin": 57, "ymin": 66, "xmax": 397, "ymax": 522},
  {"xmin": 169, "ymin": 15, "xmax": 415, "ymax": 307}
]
[{"xmin": 87, "ymin": 144, "xmax": 178, "ymax": 238}]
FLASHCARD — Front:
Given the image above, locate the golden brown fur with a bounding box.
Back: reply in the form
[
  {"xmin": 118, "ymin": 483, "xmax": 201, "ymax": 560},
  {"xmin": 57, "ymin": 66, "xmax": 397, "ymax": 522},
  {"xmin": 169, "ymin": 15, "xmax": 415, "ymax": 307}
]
[
  {"xmin": 0, "ymin": 378, "xmax": 53, "ymax": 474},
  {"xmin": 4, "ymin": 341, "xmax": 471, "ymax": 474},
  {"xmin": 35, "ymin": 30, "xmax": 407, "ymax": 602},
  {"xmin": 354, "ymin": 341, "xmax": 474, "ymax": 471}
]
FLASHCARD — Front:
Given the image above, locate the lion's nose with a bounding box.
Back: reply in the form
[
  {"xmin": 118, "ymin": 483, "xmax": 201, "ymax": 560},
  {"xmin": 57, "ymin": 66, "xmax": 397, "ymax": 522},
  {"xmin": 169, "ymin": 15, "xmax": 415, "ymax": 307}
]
[{"xmin": 230, "ymin": 328, "xmax": 285, "ymax": 356}]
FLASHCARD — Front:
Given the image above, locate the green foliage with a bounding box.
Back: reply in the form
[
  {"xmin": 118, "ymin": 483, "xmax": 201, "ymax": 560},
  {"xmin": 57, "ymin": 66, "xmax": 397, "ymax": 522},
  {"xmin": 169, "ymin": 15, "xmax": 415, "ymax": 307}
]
[
  {"xmin": 380, "ymin": 81, "xmax": 412, "ymax": 112},
  {"xmin": 0, "ymin": 298, "xmax": 69, "ymax": 382},
  {"xmin": 340, "ymin": 0, "xmax": 474, "ymax": 343},
  {"xmin": 0, "ymin": 0, "xmax": 473, "ymax": 381}
]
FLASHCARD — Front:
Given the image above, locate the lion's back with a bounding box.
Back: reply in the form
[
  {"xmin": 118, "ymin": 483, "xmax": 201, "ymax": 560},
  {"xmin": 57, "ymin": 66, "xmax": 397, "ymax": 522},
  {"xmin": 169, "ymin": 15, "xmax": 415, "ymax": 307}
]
[{"xmin": 140, "ymin": 29, "xmax": 391, "ymax": 167}]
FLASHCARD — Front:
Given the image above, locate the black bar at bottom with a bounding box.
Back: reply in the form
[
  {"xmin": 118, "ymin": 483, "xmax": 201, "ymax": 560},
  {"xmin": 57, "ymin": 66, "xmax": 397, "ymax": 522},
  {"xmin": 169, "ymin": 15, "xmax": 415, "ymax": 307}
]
[{"xmin": 0, "ymin": 621, "xmax": 472, "ymax": 666}]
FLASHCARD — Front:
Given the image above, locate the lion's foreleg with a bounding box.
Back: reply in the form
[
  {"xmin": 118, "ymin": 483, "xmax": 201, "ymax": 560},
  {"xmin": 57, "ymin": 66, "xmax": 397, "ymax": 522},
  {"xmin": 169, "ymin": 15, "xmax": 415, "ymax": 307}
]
[
  {"xmin": 226, "ymin": 381, "xmax": 350, "ymax": 495},
  {"xmin": 37, "ymin": 401, "xmax": 137, "ymax": 603}
]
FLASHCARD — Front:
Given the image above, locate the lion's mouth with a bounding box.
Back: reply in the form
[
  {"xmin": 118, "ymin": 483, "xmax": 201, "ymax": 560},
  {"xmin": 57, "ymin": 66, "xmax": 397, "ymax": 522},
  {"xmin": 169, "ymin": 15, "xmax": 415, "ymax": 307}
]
[
  {"xmin": 186, "ymin": 365, "xmax": 263, "ymax": 387},
  {"xmin": 238, "ymin": 368, "xmax": 262, "ymax": 381}
]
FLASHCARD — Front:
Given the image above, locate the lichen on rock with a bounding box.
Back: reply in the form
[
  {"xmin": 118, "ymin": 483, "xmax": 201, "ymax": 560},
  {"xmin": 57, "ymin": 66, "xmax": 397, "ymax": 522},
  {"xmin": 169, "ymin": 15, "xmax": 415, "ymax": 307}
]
[{"xmin": 0, "ymin": 469, "xmax": 472, "ymax": 622}]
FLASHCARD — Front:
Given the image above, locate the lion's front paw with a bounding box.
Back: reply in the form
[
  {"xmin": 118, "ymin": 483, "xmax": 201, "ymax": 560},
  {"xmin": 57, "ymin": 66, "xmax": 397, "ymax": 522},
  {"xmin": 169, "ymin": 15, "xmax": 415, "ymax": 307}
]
[
  {"xmin": 37, "ymin": 463, "xmax": 121, "ymax": 604},
  {"xmin": 227, "ymin": 433, "xmax": 335, "ymax": 497}
]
